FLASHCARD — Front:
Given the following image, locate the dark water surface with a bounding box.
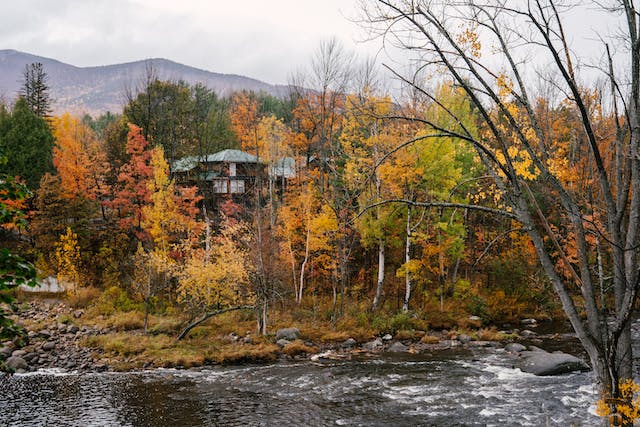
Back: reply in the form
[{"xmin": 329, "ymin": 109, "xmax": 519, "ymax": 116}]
[{"xmin": 0, "ymin": 347, "xmax": 599, "ymax": 426}]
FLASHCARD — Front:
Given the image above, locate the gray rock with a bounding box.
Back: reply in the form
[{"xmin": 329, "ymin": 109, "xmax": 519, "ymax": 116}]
[
  {"xmin": 276, "ymin": 339, "xmax": 291, "ymax": 347},
  {"xmin": 23, "ymin": 352, "xmax": 37, "ymax": 362},
  {"xmin": 67, "ymin": 325, "xmax": 80, "ymax": 334},
  {"xmin": 342, "ymin": 338, "xmax": 357, "ymax": 348},
  {"xmin": 468, "ymin": 316, "xmax": 482, "ymax": 322},
  {"xmin": 505, "ymin": 343, "xmax": 527, "ymax": 353},
  {"xmin": 0, "ymin": 346, "xmax": 13, "ymax": 359},
  {"xmin": 73, "ymin": 310, "xmax": 84, "ymax": 319},
  {"xmin": 38, "ymin": 329, "xmax": 52, "ymax": 339},
  {"xmin": 382, "ymin": 334, "xmax": 393, "ymax": 341},
  {"xmin": 521, "ymin": 318, "xmax": 538, "ymax": 326},
  {"xmin": 468, "ymin": 341, "xmax": 498, "ymax": 348},
  {"xmin": 42, "ymin": 341, "xmax": 56, "ymax": 351},
  {"xmin": 363, "ymin": 338, "xmax": 383, "ymax": 351},
  {"xmin": 458, "ymin": 334, "xmax": 472, "ymax": 343},
  {"xmin": 387, "ymin": 342, "xmax": 409, "ymax": 353},
  {"xmin": 5, "ymin": 356, "xmax": 28, "ymax": 371},
  {"xmin": 519, "ymin": 350, "xmax": 589, "ymax": 376},
  {"xmin": 275, "ymin": 328, "xmax": 300, "ymax": 341},
  {"xmin": 243, "ymin": 336, "xmax": 253, "ymax": 344},
  {"xmin": 521, "ymin": 329, "xmax": 537, "ymax": 338},
  {"xmin": 1, "ymin": 341, "xmax": 16, "ymax": 351},
  {"xmin": 11, "ymin": 350, "xmax": 27, "ymax": 358}
]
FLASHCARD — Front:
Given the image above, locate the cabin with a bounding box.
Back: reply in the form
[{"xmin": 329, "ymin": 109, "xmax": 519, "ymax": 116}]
[{"xmin": 173, "ymin": 149, "xmax": 296, "ymax": 197}]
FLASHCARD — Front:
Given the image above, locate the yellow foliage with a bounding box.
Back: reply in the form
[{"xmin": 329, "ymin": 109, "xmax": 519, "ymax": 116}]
[
  {"xmin": 597, "ymin": 379, "xmax": 640, "ymax": 425},
  {"xmin": 55, "ymin": 227, "xmax": 83, "ymax": 289},
  {"xmin": 178, "ymin": 220, "xmax": 255, "ymax": 309}
]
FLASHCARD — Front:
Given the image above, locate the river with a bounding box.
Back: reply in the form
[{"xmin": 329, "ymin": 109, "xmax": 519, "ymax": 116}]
[{"xmin": 0, "ymin": 345, "xmax": 600, "ymax": 426}]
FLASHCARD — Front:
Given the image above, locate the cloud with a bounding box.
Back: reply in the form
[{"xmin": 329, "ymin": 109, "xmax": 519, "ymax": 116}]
[{"xmin": 0, "ymin": 0, "xmax": 375, "ymax": 85}]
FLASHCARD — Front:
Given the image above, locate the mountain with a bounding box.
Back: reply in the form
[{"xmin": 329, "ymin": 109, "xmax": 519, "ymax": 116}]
[{"xmin": 0, "ymin": 49, "xmax": 287, "ymax": 116}]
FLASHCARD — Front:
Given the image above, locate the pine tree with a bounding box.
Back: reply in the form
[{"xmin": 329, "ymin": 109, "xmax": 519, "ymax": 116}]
[{"xmin": 20, "ymin": 62, "xmax": 51, "ymax": 118}]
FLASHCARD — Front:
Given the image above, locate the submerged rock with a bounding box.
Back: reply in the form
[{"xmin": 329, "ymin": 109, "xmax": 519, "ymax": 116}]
[
  {"xmin": 518, "ymin": 350, "xmax": 589, "ymax": 376},
  {"xmin": 504, "ymin": 343, "xmax": 526, "ymax": 354}
]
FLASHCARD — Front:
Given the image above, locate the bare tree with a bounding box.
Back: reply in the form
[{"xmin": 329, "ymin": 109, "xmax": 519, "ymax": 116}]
[{"xmin": 361, "ymin": 0, "xmax": 640, "ymax": 420}]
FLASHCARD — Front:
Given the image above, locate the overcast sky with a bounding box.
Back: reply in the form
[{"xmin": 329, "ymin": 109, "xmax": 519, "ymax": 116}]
[{"xmin": 1, "ymin": 0, "xmax": 379, "ymax": 85}]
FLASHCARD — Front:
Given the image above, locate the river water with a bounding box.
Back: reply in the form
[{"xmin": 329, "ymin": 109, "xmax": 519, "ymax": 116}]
[{"xmin": 0, "ymin": 346, "xmax": 600, "ymax": 426}]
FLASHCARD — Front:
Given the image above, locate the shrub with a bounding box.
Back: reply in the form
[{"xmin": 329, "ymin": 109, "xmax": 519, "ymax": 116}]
[
  {"xmin": 108, "ymin": 311, "xmax": 145, "ymax": 331},
  {"xmin": 67, "ymin": 286, "xmax": 101, "ymax": 309},
  {"xmin": 94, "ymin": 286, "xmax": 142, "ymax": 315},
  {"xmin": 282, "ymin": 340, "xmax": 318, "ymax": 357}
]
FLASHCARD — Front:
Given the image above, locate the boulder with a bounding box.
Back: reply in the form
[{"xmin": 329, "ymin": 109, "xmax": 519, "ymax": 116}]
[
  {"xmin": 42, "ymin": 341, "xmax": 56, "ymax": 351},
  {"xmin": 342, "ymin": 338, "xmax": 357, "ymax": 349},
  {"xmin": 458, "ymin": 334, "xmax": 472, "ymax": 343},
  {"xmin": 0, "ymin": 346, "xmax": 13, "ymax": 359},
  {"xmin": 518, "ymin": 350, "xmax": 589, "ymax": 376},
  {"xmin": 387, "ymin": 342, "xmax": 409, "ymax": 353},
  {"xmin": 275, "ymin": 328, "xmax": 300, "ymax": 341},
  {"xmin": 521, "ymin": 329, "xmax": 537, "ymax": 338},
  {"xmin": 363, "ymin": 338, "xmax": 383, "ymax": 351},
  {"xmin": 5, "ymin": 356, "xmax": 28, "ymax": 371},
  {"xmin": 504, "ymin": 343, "xmax": 527, "ymax": 354},
  {"xmin": 382, "ymin": 334, "xmax": 393, "ymax": 341},
  {"xmin": 521, "ymin": 318, "xmax": 538, "ymax": 326},
  {"xmin": 11, "ymin": 350, "xmax": 27, "ymax": 358},
  {"xmin": 276, "ymin": 339, "xmax": 291, "ymax": 347},
  {"xmin": 38, "ymin": 329, "xmax": 52, "ymax": 339}
]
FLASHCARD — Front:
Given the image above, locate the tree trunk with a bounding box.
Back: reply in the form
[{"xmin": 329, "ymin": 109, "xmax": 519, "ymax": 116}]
[
  {"xmin": 176, "ymin": 305, "xmax": 254, "ymax": 341},
  {"xmin": 372, "ymin": 238, "xmax": 385, "ymax": 310},
  {"xmin": 298, "ymin": 227, "xmax": 311, "ymax": 304},
  {"xmin": 403, "ymin": 207, "xmax": 412, "ymax": 312}
]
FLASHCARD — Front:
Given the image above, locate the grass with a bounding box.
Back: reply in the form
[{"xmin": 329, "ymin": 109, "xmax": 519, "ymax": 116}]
[{"xmin": 282, "ymin": 340, "xmax": 318, "ymax": 357}]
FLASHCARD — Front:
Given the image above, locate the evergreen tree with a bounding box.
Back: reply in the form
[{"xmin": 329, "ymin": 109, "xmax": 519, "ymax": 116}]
[
  {"xmin": 20, "ymin": 62, "xmax": 51, "ymax": 118},
  {"xmin": 0, "ymin": 98, "xmax": 54, "ymax": 189}
]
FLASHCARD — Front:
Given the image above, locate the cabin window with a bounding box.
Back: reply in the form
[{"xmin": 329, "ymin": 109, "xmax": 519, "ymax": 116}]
[
  {"xmin": 213, "ymin": 179, "xmax": 227, "ymax": 193},
  {"xmin": 229, "ymin": 162, "xmax": 237, "ymax": 177},
  {"xmin": 229, "ymin": 179, "xmax": 245, "ymax": 194}
]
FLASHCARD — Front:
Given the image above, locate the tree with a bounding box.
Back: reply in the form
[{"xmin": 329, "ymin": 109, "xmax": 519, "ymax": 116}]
[
  {"xmin": 109, "ymin": 124, "xmax": 154, "ymax": 239},
  {"xmin": 123, "ymin": 70, "xmax": 193, "ymax": 166},
  {"xmin": 176, "ymin": 216, "xmax": 255, "ymax": 340},
  {"xmin": 52, "ymin": 114, "xmax": 108, "ymax": 202},
  {"xmin": 20, "ymin": 62, "xmax": 51, "ymax": 118},
  {"xmin": 0, "ymin": 175, "xmax": 36, "ymax": 344},
  {"xmin": 0, "ymin": 98, "xmax": 54, "ymax": 189},
  {"xmin": 362, "ymin": 1, "xmax": 640, "ymax": 421}
]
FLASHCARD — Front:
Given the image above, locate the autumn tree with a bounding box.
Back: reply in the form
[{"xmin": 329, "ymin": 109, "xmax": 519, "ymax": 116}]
[
  {"xmin": 133, "ymin": 145, "xmax": 201, "ymax": 330},
  {"xmin": 290, "ymin": 39, "xmax": 358, "ymax": 317},
  {"xmin": 109, "ymin": 124, "xmax": 154, "ymax": 239},
  {"xmin": 176, "ymin": 216, "xmax": 255, "ymax": 339},
  {"xmin": 363, "ymin": 1, "xmax": 640, "ymax": 420}
]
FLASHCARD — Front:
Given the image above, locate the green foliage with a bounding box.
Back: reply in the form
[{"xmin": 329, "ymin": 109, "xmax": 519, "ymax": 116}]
[
  {"xmin": 0, "ymin": 98, "xmax": 54, "ymax": 189},
  {"xmin": 94, "ymin": 286, "xmax": 142, "ymax": 315},
  {"xmin": 0, "ymin": 174, "xmax": 36, "ymax": 343}
]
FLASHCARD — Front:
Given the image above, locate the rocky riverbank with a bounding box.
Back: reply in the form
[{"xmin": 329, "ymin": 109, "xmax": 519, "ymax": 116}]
[{"xmin": 1, "ymin": 300, "xmax": 589, "ymax": 376}]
